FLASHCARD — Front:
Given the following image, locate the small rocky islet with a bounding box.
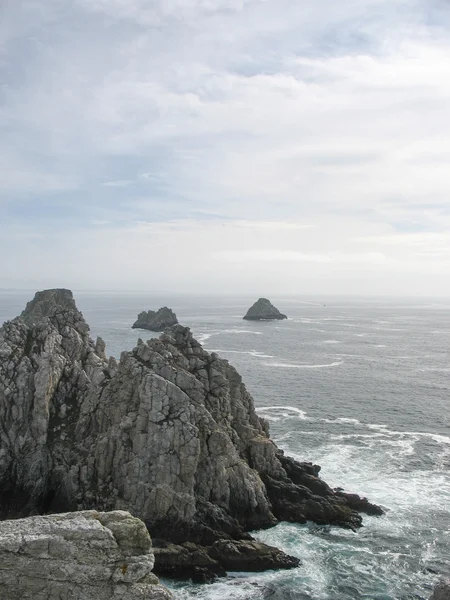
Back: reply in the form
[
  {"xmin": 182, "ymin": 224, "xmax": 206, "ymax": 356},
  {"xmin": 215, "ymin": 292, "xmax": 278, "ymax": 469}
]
[
  {"xmin": 10, "ymin": 288, "xmax": 448, "ymax": 598},
  {"xmin": 132, "ymin": 307, "xmax": 178, "ymax": 331},
  {"xmin": 243, "ymin": 297, "xmax": 287, "ymax": 320}
]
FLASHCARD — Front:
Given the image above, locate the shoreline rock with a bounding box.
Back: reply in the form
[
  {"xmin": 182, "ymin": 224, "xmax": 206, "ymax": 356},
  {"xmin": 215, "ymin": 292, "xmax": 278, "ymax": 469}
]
[
  {"xmin": 132, "ymin": 307, "xmax": 178, "ymax": 331},
  {"xmin": 243, "ymin": 298, "xmax": 287, "ymax": 321},
  {"xmin": 0, "ymin": 510, "xmax": 172, "ymax": 599},
  {"xmin": 0, "ymin": 289, "xmax": 383, "ymax": 582}
]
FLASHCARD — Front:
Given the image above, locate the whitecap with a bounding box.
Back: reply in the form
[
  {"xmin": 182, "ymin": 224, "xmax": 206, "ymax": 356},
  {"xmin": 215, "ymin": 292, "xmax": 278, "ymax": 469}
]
[
  {"xmin": 323, "ymin": 339, "xmax": 341, "ymax": 344},
  {"xmin": 263, "ymin": 360, "xmax": 343, "ymax": 369}
]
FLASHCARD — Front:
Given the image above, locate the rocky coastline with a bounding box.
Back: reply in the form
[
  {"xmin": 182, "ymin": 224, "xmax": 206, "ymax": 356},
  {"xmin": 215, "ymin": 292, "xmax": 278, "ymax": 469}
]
[
  {"xmin": 132, "ymin": 307, "xmax": 178, "ymax": 331},
  {"xmin": 0, "ymin": 289, "xmax": 382, "ymax": 584}
]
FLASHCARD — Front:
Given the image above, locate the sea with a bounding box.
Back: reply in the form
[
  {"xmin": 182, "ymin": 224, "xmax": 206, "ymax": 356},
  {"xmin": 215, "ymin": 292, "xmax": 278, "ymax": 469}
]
[{"xmin": 1, "ymin": 291, "xmax": 449, "ymax": 600}]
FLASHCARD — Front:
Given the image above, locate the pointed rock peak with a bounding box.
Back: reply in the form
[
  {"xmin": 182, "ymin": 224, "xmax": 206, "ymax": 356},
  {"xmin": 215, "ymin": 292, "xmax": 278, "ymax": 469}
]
[
  {"xmin": 243, "ymin": 298, "xmax": 287, "ymax": 321},
  {"xmin": 19, "ymin": 288, "xmax": 89, "ymax": 333},
  {"xmin": 132, "ymin": 306, "xmax": 178, "ymax": 331}
]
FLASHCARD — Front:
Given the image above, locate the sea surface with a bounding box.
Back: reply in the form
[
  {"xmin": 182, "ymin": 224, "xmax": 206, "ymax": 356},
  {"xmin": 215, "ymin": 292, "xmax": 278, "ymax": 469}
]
[{"xmin": 1, "ymin": 291, "xmax": 449, "ymax": 600}]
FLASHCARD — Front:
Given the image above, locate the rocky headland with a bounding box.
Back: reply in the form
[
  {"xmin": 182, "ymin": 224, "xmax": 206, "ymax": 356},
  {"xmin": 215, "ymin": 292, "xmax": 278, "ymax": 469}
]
[
  {"xmin": 0, "ymin": 510, "xmax": 172, "ymax": 599},
  {"xmin": 132, "ymin": 307, "xmax": 178, "ymax": 331},
  {"xmin": 243, "ymin": 298, "xmax": 287, "ymax": 320},
  {"xmin": 0, "ymin": 289, "xmax": 382, "ymax": 582}
]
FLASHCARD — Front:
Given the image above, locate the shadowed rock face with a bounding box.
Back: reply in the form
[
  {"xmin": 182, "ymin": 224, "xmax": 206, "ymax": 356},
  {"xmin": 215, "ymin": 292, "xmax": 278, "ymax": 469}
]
[
  {"xmin": 430, "ymin": 580, "xmax": 450, "ymax": 600},
  {"xmin": 132, "ymin": 307, "xmax": 178, "ymax": 331},
  {"xmin": 0, "ymin": 289, "xmax": 382, "ymax": 580},
  {"xmin": 243, "ymin": 298, "xmax": 287, "ymax": 320},
  {"xmin": 0, "ymin": 510, "xmax": 172, "ymax": 600}
]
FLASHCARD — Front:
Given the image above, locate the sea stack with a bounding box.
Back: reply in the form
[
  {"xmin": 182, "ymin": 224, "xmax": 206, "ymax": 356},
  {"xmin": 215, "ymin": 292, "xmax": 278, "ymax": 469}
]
[
  {"xmin": 243, "ymin": 298, "xmax": 287, "ymax": 321},
  {"xmin": 132, "ymin": 307, "xmax": 178, "ymax": 331}
]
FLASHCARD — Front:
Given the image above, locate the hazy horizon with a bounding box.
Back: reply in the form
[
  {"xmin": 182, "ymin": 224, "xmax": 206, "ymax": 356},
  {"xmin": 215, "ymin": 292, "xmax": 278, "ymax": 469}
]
[{"xmin": 2, "ymin": 1, "xmax": 450, "ymax": 295}]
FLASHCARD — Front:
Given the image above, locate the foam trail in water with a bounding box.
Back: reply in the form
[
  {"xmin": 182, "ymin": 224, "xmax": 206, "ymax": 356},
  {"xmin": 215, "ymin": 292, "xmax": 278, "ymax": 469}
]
[{"xmin": 263, "ymin": 361, "xmax": 343, "ymax": 369}]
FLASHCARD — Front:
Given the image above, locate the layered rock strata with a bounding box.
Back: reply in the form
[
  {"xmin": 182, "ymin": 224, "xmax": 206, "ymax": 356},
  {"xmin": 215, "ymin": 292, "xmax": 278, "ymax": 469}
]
[
  {"xmin": 0, "ymin": 510, "xmax": 172, "ymax": 600},
  {"xmin": 243, "ymin": 298, "xmax": 287, "ymax": 320},
  {"xmin": 0, "ymin": 289, "xmax": 382, "ymax": 580},
  {"xmin": 132, "ymin": 307, "xmax": 178, "ymax": 331}
]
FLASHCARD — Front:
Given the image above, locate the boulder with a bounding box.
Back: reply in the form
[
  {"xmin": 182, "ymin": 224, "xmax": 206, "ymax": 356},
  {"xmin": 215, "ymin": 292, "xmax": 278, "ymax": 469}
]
[
  {"xmin": 243, "ymin": 298, "xmax": 287, "ymax": 321},
  {"xmin": 132, "ymin": 307, "xmax": 178, "ymax": 331},
  {"xmin": 0, "ymin": 510, "xmax": 172, "ymax": 600}
]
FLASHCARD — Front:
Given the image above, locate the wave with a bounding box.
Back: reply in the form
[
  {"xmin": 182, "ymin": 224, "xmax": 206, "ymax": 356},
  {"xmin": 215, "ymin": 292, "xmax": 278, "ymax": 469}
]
[
  {"xmin": 323, "ymin": 339, "xmax": 341, "ymax": 344},
  {"xmin": 257, "ymin": 405, "xmax": 308, "ymax": 420},
  {"xmin": 205, "ymin": 349, "xmax": 274, "ymax": 359},
  {"xmin": 263, "ymin": 361, "xmax": 343, "ymax": 369}
]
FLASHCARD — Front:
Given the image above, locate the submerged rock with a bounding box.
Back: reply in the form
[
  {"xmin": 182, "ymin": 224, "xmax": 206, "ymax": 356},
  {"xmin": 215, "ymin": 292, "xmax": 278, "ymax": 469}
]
[
  {"xmin": 0, "ymin": 510, "xmax": 172, "ymax": 600},
  {"xmin": 243, "ymin": 298, "xmax": 287, "ymax": 321},
  {"xmin": 0, "ymin": 289, "xmax": 382, "ymax": 581},
  {"xmin": 132, "ymin": 307, "xmax": 178, "ymax": 331},
  {"xmin": 430, "ymin": 580, "xmax": 450, "ymax": 600}
]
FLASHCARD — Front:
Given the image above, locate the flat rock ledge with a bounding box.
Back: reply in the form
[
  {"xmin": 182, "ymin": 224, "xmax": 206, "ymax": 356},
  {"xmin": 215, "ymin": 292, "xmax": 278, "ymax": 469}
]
[
  {"xmin": 430, "ymin": 580, "xmax": 450, "ymax": 600},
  {"xmin": 132, "ymin": 307, "xmax": 178, "ymax": 331},
  {"xmin": 0, "ymin": 510, "xmax": 172, "ymax": 600},
  {"xmin": 243, "ymin": 298, "xmax": 287, "ymax": 321}
]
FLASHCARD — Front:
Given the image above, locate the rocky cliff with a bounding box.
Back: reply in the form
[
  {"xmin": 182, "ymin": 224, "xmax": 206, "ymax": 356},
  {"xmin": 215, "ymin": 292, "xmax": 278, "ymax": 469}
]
[
  {"xmin": 132, "ymin": 307, "xmax": 178, "ymax": 331},
  {"xmin": 0, "ymin": 289, "xmax": 382, "ymax": 580},
  {"xmin": 243, "ymin": 298, "xmax": 287, "ymax": 320},
  {"xmin": 0, "ymin": 510, "xmax": 172, "ymax": 600}
]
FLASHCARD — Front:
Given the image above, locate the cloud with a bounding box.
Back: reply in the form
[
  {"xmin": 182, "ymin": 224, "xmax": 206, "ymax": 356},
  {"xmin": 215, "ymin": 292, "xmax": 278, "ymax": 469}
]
[{"xmin": 1, "ymin": 0, "xmax": 450, "ymax": 293}]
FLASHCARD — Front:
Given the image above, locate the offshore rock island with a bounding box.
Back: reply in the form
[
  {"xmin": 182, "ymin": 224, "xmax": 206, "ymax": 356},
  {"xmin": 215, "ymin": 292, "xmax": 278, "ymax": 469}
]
[
  {"xmin": 132, "ymin": 307, "xmax": 178, "ymax": 331},
  {"xmin": 243, "ymin": 298, "xmax": 288, "ymax": 320},
  {"xmin": 0, "ymin": 289, "xmax": 382, "ymax": 584}
]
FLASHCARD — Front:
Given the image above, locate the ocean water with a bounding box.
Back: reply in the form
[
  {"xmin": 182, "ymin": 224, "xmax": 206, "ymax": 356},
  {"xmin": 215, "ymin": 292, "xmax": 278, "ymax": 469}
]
[{"xmin": 1, "ymin": 291, "xmax": 449, "ymax": 599}]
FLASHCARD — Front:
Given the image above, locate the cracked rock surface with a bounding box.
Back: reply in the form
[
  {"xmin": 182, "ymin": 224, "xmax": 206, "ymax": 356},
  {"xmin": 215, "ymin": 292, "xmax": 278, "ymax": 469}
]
[
  {"xmin": 0, "ymin": 510, "xmax": 172, "ymax": 599},
  {"xmin": 0, "ymin": 289, "xmax": 382, "ymax": 579}
]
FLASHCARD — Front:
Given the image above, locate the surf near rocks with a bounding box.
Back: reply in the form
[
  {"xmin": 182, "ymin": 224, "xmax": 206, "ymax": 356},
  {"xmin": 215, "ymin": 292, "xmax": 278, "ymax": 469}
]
[{"xmin": 0, "ymin": 289, "xmax": 383, "ymax": 582}]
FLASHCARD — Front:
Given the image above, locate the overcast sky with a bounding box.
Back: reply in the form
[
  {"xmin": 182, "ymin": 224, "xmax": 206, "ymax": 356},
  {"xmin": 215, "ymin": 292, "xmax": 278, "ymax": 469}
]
[{"xmin": 1, "ymin": 0, "xmax": 450, "ymax": 295}]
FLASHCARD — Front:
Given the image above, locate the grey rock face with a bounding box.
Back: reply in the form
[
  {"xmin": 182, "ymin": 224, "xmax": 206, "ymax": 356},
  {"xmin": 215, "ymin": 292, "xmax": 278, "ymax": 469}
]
[
  {"xmin": 132, "ymin": 307, "xmax": 178, "ymax": 331},
  {"xmin": 430, "ymin": 581, "xmax": 450, "ymax": 600},
  {"xmin": 243, "ymin": 298, "xmax": 287, "ymax": 320},
  {"xmin": 0, "ymin": 289, "xmax": 381, "ymax": 579},
  {"xmin": 0, "ymin": 510, "xmax": 172, "ymax": 600}
]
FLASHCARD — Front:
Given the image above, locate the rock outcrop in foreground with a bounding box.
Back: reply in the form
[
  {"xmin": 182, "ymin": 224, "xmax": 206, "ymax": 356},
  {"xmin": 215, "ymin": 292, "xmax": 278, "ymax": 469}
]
[
  {"xmin": 243, "ymin": 298, "xmax": 287, "ymax": 320},
  {"xmin": 0, "ymin": 289, "xmax": 382, "ymax": 580},
  {"xmin": 0, "ymin": 510, "xmax": 172, "ymax": 600},
  {"xmin": 132, "ymin": 307, "xmax": 178, "ymax": 331}
]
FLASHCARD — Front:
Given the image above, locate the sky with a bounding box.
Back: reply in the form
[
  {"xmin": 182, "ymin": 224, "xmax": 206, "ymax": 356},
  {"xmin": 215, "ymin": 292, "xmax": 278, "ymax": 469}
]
[{"xmin": 1, "ymin": 0, "xmax": 450, "ymax": 295}]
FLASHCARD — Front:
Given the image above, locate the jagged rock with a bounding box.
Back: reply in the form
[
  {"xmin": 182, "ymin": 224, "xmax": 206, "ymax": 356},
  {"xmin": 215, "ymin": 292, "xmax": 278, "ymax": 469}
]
[
  {"xmin": 243, "ymin": 298, "xmax": 287, "ymax": 321},
  {"xmin": 132, "ymin": 307, "xmax": 178, "ymax": 331},
  {"xmin": 0, "ymin": 289, "xmax": 382, "ymax": 579},
  {"xmin": 430, "ymin": 581, "xmax": 450, "ymax": 600},
  {"xmin": 0, "ymin": 510, "xmax": 172, "ymax": 600},
  {"xmin": 208, "ymin": 539, "xmax": 299, "ymax": 572}
]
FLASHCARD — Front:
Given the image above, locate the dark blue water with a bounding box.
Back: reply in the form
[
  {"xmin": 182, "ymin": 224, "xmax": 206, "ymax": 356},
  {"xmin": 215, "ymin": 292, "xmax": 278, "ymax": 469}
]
[{"xmin": 1, "ymin": 291, "xmax": 449, "ymax": 599}]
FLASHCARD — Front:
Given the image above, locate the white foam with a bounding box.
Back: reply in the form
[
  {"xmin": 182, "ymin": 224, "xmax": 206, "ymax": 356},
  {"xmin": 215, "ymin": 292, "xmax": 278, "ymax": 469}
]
[
  {"xmin": 263, "ymin": 360, "xmax": 343, "ymax": 369},
  {"xmin": 320, "ymin": 417, "xmax": 361, "ymax": 425},
  {"xmin": 323, "ymin": 339, "xmax": 341, "ymax": 344},
  {"xmin": 205, "ymin": 349, "xmax": 274, "ymax": 359},
  {"xmin": 257, "ymin": 405, "xmax": 308, "ymax": 420}
]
